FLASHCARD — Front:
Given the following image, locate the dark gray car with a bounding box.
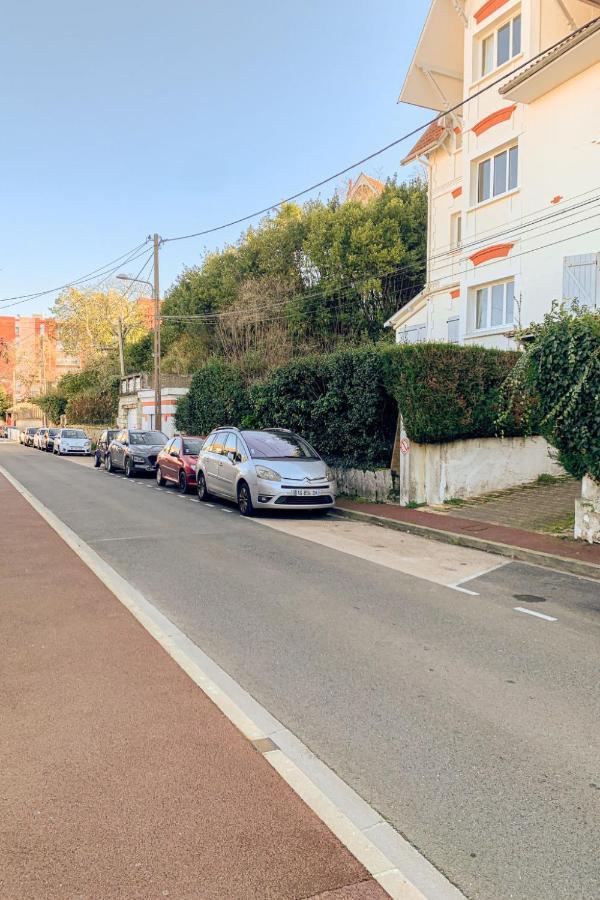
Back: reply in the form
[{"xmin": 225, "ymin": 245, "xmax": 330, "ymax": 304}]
[{"xmin": 106, "ymin": 429, "xmax": 168, "ymax": 478}]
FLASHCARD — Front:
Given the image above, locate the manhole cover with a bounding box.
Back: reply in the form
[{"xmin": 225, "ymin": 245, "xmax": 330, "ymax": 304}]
[{"xmin": 513, "ymin": 594, "xmax": 547, "ymax": 603}]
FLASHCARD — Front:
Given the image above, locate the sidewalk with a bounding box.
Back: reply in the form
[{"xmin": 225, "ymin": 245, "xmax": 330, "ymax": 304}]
[
  {"xmin": 335, "ymin": 494, "xmax": 600, "ymax": 580},
  {"xmin": 0, "ymin": 475, "xmax": 386, "ymax": 900}
]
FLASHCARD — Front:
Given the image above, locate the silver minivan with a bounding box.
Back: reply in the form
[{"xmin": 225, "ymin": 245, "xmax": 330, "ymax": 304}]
[{"xmin": 195, "ymin": 427, "xmax": 336, "ymax": 516}]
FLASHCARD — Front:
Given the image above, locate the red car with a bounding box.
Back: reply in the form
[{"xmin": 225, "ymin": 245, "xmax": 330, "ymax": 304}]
[{"xmin": 156, "ymin": 435, "xmax": 205, "ymax": 493}]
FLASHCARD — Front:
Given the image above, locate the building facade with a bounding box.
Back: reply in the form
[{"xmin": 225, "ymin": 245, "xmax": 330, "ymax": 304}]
[
  {"xmin": 0, "ymin": 314, "xmax": 80, "ymax": 402},
  {"xmin": 387, "ymin": 0, "xmax": 600, "ymax": 347},
  {"xmin": 117, "ymin": 373, "xmax": 193, "ymax": 438}
]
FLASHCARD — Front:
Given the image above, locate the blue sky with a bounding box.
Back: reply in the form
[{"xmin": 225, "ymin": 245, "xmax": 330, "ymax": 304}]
[{"xmin": 1, "ymin": 0, "xmax": 430, "ymax": 316}]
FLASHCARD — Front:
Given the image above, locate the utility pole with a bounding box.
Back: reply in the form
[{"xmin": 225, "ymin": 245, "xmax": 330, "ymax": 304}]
[{"xmin": 153, "ymin": 233, "xmax": 162, "ymax": 432}]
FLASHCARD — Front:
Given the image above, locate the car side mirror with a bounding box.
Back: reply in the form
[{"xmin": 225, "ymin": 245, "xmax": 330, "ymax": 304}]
[
  {"xmin": 123, "ymin": 440, "xmax": 128, "ymax": 447},
  {"xmin": 227, "ymin": 451, "xmax": 236, "ymax": 462},
  {"xmin": 170, "ymin": 451, "xmax": 179, "ymax": 458}
]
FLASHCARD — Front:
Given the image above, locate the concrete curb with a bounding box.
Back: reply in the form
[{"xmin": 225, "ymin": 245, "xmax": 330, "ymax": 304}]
[
  {"xmin": 331, "ymin": 507, "xmax": 600, "ymax": 582},
  {"xmin": 0, "ymin": 464, "xmax": 465, "ymax": 900}
]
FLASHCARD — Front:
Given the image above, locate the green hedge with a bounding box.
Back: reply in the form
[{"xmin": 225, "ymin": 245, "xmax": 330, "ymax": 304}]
[
  {"xmin": 252, "ymin": 347, "xmax": 397, "ymax": 468},
  {"xmin": 502, "ymin": 305, "xmax": 600, "ymax": 480},
  {"xmin": 381, "ymin": 343, "xmax": 527, "ymax": 444},
  {"xmin": 175, "ymin": 359, "xmax": 250, "ymax": 436},
  {"xmin": 178, "ymin": 343, "xmax": 526, "ymax": 468}
]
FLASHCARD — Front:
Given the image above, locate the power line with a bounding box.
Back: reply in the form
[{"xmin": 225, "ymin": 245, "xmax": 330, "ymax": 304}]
[
  {"xmin": 159, "ymin": 219, "xmax": 600, "ymax": 329},
  {"xmin": 0, "ymin": 244, "xmax": 153, "ymax": 311},
  {"xmin": 157, "ymin": 198, "xmax": 600, "ymax": 325},
  {"xmin": 161, "ymin": 21, "xmax": 596, "ymax": 244}
]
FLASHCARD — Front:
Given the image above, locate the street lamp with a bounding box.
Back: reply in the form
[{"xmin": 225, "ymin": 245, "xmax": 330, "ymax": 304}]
[{"xmin": 116, "ymin": 234, "xmax": 162, "ymax": 431}]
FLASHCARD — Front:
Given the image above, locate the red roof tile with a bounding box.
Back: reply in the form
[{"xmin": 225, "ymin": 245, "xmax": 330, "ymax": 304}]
[{"xmin": 401, "ymin": 121, "xmax": 448, "ymax": 164}]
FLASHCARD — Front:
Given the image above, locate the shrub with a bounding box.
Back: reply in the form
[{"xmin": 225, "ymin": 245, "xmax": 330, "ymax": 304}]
[
  {"xmin": 502, "ymin": 304, "xmax": 600, "ymax": 480},
  {"xmin": 381, "ymin": 343, "xmax": 526, "ymax": 444},
  {"xmin": 180, "ymin": 359, "xmax": 250, "ymax": 436},
  {"xmin": 252, "ymin": 347, "xmax": 397, "ymax": 468}
]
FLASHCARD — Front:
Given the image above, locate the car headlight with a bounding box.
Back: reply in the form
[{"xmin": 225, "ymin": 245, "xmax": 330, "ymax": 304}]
[
  {"xmin": 326, "ymin": 466, "xmax": 335, "ymax": 482},
  {"xmin": 133, "ymin": 455, "xmax": 146, "ymax": 463},
  {"xmin": 255, "ymin": 465, "xmax": 281, "ymax": 482}
]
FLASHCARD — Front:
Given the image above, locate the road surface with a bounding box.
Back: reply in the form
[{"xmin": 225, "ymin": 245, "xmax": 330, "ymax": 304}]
[{"xmin": 2, "ymin": 442, "xmax": 599, "ymax": 900}]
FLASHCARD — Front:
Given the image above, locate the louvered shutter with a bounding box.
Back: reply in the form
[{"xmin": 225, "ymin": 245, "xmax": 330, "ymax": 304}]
[{"xmin": 562, "ymin": 253, "xmax": 600, "ymax": 308}]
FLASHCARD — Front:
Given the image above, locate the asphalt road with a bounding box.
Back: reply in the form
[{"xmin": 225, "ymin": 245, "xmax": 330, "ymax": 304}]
[{"xmin": 2, "ymin": 443, "xmax": 599, "ymax": 900}]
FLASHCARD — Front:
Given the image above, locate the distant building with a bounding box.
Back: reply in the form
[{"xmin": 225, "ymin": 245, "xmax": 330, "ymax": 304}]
[
  {"xmin": 135, "ymin": 296, "xmax": 162, "ymax": 330},
  {"xmin": 117, "ymin": 372, "xmax": 193, "ymax": 438},
  {"xmin": 0, "ymin": 315, "xmax": 81, "ymax": 402},
  {"xmin": 346, "ymin": 173, "xmax": 385, "ymax": 205}
]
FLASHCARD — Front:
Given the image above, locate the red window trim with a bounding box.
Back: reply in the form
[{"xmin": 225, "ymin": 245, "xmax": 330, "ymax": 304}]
[
  {"xmin": 472, "ymin": 105, "xmax": 516, "ymax": 136},
  {"xmin": 474, "ymin": 0, "xmax": 509, "ymax": 25},
  {"xmin": 469, "ymin": 242, "xmax": 514, "ymax": 266},
  {"xmin": 451, "ymin": 186, "xmax": 463, "ymax": 199}
]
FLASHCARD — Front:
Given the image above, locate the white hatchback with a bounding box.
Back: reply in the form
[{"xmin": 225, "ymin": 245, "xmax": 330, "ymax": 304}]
[{"xmin": 53, "ymin": 428, "xmax": 92, "ymax": 456}]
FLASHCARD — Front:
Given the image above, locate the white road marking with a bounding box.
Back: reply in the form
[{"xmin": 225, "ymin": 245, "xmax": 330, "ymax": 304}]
[
  {"xmin": 205, "ymin": 503, "xmax": 214, "ymax": 508},
  {"xmin": 514, "ymin": 606, "xmax": 557, "ymax": 622},
  {"xmin": 449, "ymin": 585, "xmax": 479, "ymax": 596},
  {"xmin": 251, "ymin": 516, "xmax": 507, "ymax": 590},
  {"xmin": 0, "ymin": 462, "xmax": 464, "ymax": 900},
  {"xmin": 452, "ymin": 561, "xmax": 507, "ymax": 588}
]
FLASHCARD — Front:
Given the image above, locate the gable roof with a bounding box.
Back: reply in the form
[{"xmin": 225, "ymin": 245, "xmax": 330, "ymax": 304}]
[{"xmin": 401, "ymin": 121, "xmax": 449, "ymax": 165}]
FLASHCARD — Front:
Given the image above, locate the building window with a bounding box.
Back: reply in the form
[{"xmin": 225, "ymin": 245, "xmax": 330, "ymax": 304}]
[
  {"xmin": 451, "ymin": 213, "xmax": 462, "ymax": 249},
  {"xmin": 447, "ymin": 317, "xmax": 460, "ymax": 343},
  {"xmin": 480, "ymin": 14, "xmax": 521, "ymax": 77},
  {"xmin": 474, "ymin": 279, "xmax": 515, "ymax": 331},
  {"xmin": 398, "ymin": 323, "xmax": 427, "ymax": 344},
  {"xmin": 477, "ymin": 145, "xmax": 518, "ymax": 203}
]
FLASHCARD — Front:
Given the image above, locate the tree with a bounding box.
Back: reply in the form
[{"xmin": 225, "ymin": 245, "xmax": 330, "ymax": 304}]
[
  {"xmin": 52, "ymin": 286, "xmax": 148, "ymax": 375},
  {"xmin": 0, "ymin": 386, "xmax": 11, "ymax": 420}
]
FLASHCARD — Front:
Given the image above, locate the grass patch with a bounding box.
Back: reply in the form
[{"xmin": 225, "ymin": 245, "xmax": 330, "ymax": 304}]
[
  {"xmin": 541, "ymin": 514, "xmax": 575, "ymax": 535},
  {"xmin": 406, "ymin": 501, "xmax": 427, "ymax": 509},
  {"xmin": 444, "ymin": 497, "xmax": 466, "ymax": 506},
  {"xmin": 535, "ymin": 473, "xmax": 563, "ymax": 486}
]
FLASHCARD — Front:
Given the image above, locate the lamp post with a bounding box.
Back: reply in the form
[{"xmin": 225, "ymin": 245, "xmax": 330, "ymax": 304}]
[{"xmin": 117, "ymin": 234, "xmax": 162, "ymax": 431}]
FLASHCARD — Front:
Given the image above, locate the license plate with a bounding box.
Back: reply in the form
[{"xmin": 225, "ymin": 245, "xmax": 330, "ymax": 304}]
[{"xmin": 292, "ymin": 489, "xmax": 321, "ymax": 496}]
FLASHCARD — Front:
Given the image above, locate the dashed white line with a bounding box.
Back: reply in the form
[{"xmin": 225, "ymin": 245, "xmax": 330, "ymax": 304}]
[
  {"xmin": 449, "ymin": 585, "xmax": 479, "ymax": 596},
  {"xmin": 514, "ymin": 606, "xmax": 557, "ymax": 622}
]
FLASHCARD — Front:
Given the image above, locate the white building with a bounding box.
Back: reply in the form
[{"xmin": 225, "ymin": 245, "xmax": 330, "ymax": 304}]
[
  {"xmin": 386, "ymin": 0, "xmax": 600, "ymax": 347},
  {"xmin": 117, "ymin": 373, "xmax": 192, "ymax": 438}
]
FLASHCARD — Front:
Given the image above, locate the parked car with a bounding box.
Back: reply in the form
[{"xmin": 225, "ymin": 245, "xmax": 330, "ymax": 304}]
[
  {"xmin": 156, "ymin": 435, "xmax": 204, "ymax": 493},
  {"xmin": 106, "ymin": 429, "xmax": 168, "ymax": 477},
  {"xmin": 24, "ymin": 427, "xmax": 39, "ymax": 447},
  {"xmin": 19, "ymin": 429, "xmax": 26, "ymax": 444},
  {"xmin": 43, "ymin": 427, "xmax": 61, "ymax": 452},
  {"xmin": 0, "ymin": 425, "xmax": 8, "ymax": 439},
  {"xmin": 94, "ymin": 428, "xmax": 119, "ymax": 468},
  {"xmin": 195, "ymin": 427, "xmax": 335, "ymax": 516},
  {"xmin": 53, "ymin": 428, "xmax": 92, "ymax": 456},
  {"xmin": 34, "ymin": 428, "xmax": 48, "ymax": 449}
]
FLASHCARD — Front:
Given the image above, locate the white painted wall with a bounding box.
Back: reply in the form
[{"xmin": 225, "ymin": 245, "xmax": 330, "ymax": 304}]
[{"xmin": 400, "ymin": 434, "xmax": 563, "ymax": 506}]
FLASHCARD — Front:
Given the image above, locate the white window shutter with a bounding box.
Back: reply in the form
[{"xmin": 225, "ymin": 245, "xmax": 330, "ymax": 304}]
[{"xmin": 562, "ymin": 253, "xmax": 600, "ymax": 308}]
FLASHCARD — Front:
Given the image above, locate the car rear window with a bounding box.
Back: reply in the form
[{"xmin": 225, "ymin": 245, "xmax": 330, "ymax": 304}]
[
  {"xmin": 241, "ymin": 430, "xmax": 318, "ymax": 460},
  {"xmin": 183, "ymin": 439, "xmax": 203, "ymax": 455}
]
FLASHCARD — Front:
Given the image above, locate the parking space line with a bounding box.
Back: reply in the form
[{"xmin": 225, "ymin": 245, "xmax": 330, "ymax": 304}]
[{"xmin": 514, "ymin": 606, "xmax": 557, "ymax": 622}]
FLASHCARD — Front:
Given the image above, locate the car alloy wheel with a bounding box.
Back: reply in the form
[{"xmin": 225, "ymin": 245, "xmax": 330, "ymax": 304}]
[
  {"xmin": 156, "ymin": 466, "xmax": 166, "ymax": 487},
  {"xmin": 178, "ymin": 471, "xmax": 187, "ymax": 494},
  {"xmin": 125, "ymin": 457, "xmax": 134, "ymax": 478},
  {"xmin": 196, "ymin": 472, "xmax": 208, "ymax": 501},
  {"xmin": 106, "ymin": 454, "xmax": 113, "ymax": 473},
  {"xmin": 237, "ymin": 481, "xmax": 255, "ymax": 517}
]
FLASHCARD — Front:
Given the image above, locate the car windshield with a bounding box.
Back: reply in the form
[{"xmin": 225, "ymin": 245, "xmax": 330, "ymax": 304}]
[
  {"xmin": 63, "ymin": 429, "xmax": 86, "ymax": 438},
  {"xmin": 183, "ymin": 439, "xmax": 203, "ymax": 455},
  {"xmin": 27, "ymin": 428, "xmax": 38, "ymax": 433},
  {"xmin": 130, "ymin": 431, "xmax": 167, "ymax": 445},
  {"xmin": 241, "ymin": 430, "xmax": 319, "ymax": 460}
]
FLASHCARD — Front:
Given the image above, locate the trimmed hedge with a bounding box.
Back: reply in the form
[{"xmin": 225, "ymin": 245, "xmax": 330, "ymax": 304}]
[
  {"xmin": 252, "ymin": 347, "xmax": 397, "ymax": 468},
  {"xmin": 502, "ymin": 305, "xmax": 600, "ymax": 480},
  {"xmin": 175, "ymin": 359, "xmax": 250, "ymax": 435},
  {"xmin": 178, "ymin": 343, "xmax": 526, "ymax": 468},
  {"xmin": 381, "ymin": 343, "xmax": 527, "ymax": 444}
]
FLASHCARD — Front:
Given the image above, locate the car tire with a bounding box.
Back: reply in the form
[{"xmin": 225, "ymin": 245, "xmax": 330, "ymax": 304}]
[
  {"xmin": 94, "ymin": 452, "xmax": 101, "ymax": 468},
  {"xmin": 125, "ymin": 457, "xmax": 134, "ymax": 478},
  {"xmin": 156, "ymin": 466, "xmax": 166, "ymax": 486},
  {"xmin": 237, "ymin": 481, "xmax": 255, "ymax": 517},
  {"xmin": 196, "ymin": 472, "xmax": 209, "ymax": 501},
  {"xmin": 178, "ymin": 471, "xmax": 188, "ymax": 494},
  {"xmin": 106, "ymin": 453, "xmax": 114, "ymax": 473}
]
